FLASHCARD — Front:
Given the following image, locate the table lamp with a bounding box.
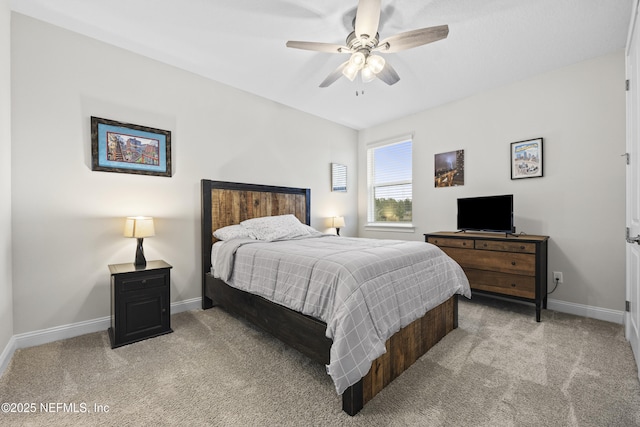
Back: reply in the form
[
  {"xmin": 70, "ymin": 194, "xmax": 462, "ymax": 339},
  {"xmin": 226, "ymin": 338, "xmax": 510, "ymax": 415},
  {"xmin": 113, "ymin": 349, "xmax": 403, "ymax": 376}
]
[
  {"xmin": 124, "ymin": 216, "xmax": 155, "ymax": 267},
  {"xmin": 332, "ymin": 216, "xmax": 345, "ymax": 236}
]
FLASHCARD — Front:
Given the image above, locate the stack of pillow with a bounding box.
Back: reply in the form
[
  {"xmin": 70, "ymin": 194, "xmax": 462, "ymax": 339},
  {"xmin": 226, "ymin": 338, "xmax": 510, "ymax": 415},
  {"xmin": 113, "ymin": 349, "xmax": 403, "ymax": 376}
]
[{"xmin": 213, "ymin": 214, "xmax": 320, "ymax": 242}]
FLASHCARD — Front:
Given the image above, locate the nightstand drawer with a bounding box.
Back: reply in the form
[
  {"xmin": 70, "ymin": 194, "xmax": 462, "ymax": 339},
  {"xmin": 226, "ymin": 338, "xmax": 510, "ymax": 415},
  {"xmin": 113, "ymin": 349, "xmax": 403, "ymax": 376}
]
[{"xmin": 120, "ymin": 274, "xmax": 166, "ymax": 292}]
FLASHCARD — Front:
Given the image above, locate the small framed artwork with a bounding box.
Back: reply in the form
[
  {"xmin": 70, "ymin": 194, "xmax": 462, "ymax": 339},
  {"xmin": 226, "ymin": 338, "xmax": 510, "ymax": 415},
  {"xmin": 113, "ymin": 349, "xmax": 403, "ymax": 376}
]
[
  {"xmin": 331, "ymin": 163, "xmax": 347, "ymax": 192},
  {"xmin": 511, "ymin": 138, "xmax": 543, "ymax": 179},
  {"xmin": 435, "ymin": 150, "xmax": 464, "ymax": 188},
  {"xmin": 91, "ymin": 116, "xmax": 172, "ymax": 177}
]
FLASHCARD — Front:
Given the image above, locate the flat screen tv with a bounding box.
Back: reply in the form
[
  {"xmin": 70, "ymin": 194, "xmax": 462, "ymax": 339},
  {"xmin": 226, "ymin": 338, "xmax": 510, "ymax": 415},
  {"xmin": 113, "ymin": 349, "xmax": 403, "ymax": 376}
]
[{"xmin": 457, "ymin": 194, "xmax": 514, "ymax": 233}]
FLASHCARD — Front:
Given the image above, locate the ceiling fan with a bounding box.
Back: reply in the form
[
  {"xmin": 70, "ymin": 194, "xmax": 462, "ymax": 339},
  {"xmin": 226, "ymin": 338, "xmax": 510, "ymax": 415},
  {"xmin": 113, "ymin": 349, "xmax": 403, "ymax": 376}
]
[{"xmin": 285, "ymin": 0, "xmax": 449, "ymax": 88}]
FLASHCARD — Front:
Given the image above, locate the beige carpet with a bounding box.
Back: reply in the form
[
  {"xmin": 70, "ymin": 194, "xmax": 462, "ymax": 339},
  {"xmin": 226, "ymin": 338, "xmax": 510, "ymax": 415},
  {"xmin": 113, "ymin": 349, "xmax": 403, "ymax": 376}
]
[{"xmin": 1, "ymin": 295, "xmax": 639, "ymax": 426}]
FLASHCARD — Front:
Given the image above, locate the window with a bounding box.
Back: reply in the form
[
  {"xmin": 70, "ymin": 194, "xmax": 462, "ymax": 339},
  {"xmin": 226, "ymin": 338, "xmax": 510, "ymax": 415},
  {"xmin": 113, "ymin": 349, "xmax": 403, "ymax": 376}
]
[{"xmin": 367, "ymin": 136, "xmax": 413, "ymax": 225}]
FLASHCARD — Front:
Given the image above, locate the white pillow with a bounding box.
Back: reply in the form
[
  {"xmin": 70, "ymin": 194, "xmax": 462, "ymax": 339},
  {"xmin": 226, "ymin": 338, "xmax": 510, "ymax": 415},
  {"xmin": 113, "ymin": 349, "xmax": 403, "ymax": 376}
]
[
  {"xmin": 213, "ymin": 224, "xmax": 255, "ymax": 241},
  {"xmin": 241, "ymin": 214, "xmax": 315, "ymax": 241},
  {"xmin": 298, "ymin": 223, "xmax": 321, "ymax": 236}
]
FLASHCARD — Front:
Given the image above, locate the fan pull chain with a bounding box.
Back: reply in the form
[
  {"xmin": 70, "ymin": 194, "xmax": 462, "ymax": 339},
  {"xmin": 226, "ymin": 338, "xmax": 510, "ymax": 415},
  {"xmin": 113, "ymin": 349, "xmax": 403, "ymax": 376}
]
[{"xmin": 355, "ymin": 74, "xmax": 364, "ymax": 96}]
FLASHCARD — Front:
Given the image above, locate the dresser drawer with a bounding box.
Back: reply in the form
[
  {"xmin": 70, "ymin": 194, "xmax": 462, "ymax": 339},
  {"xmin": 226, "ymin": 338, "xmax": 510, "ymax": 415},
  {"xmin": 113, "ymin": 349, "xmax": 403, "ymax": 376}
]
[
  {"xmin": 440, "ymin": 247, "xmax": 535, "ymax": 276},
  {"xmin": 427, "ymin": 236, "xmax": 474, "ymax": 249},
  {"xmin": 475, "ymin": 240, "xmax": 536, "ymax": 254},
  {"xmin": 464, "ymin": 269, "xmax": 535, "ymax": 299}
]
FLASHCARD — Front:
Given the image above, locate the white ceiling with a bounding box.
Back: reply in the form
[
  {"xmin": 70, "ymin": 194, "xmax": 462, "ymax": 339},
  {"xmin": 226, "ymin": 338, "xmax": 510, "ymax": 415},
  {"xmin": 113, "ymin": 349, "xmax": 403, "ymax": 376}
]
[{"xmin": 10, "ymin": 0, "xmax": 634, "ymax": 130}]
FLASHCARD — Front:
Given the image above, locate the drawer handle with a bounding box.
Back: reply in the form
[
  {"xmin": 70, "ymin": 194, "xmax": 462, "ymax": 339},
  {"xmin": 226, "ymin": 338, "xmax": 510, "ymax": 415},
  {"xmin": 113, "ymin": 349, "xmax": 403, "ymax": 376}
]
[
  {"xmin": 434, "ymin": 240, "xmax": 438, "ymax": 244},
  {"xmin": 141, "ymin": 279, "xmax": 147, "ymax": 285},
  {"xmin": 462, "ymin": 242, "xmax": 466, "ymax": 246},
  {"xmin": 511, "ymin": 261, "xmax": 516, "ymax": 266},
  {"xmin": 511, "ymin": 283, "xmax": 516, "ymax": 287},
  {"xmin": 520, "ymin": 245, "xmax": 525, "ymax": 250},
  {"xmin": 483, "ymin": 243, "xmax": 487, "ymax": 247}
]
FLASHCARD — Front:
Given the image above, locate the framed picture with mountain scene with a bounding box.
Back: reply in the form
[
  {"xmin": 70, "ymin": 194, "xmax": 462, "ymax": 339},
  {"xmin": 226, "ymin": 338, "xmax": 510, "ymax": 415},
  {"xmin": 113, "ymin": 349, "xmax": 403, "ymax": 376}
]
[{"xmin": 91, "ymin": 116, "xmax": 172, "ymax": 177}]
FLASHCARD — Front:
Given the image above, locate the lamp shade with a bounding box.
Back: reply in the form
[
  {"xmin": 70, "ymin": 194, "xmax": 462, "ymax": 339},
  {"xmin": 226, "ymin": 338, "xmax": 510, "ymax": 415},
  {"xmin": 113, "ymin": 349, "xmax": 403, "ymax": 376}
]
[
  {"xmin": 332, "ymin": 216, "xmax": 345, "ymax": 228},
  {"xmin": 124, "ymin": 216, "xmax": 155, "ymax": 238}
]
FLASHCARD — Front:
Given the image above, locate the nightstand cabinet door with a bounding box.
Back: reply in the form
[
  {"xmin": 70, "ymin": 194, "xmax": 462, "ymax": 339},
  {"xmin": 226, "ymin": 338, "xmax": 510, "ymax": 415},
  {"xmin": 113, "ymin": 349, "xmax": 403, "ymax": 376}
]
[{"xmin": 108, "ymin": 260, "xmax": 173, "ymax": 348}]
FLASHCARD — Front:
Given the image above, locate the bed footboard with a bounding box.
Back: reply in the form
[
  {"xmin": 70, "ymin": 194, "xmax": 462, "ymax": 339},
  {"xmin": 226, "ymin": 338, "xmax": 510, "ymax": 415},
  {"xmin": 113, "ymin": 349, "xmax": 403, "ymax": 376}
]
[{"xmin": 343, "ymin": 294, "xmax": 457, "ymax": 415}]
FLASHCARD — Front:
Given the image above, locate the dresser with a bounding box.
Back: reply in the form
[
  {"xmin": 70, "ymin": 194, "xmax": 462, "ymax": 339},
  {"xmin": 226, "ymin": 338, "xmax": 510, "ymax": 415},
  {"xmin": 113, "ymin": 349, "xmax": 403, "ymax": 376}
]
[
  {"xmin": 425, "ymin": 232, "xmax": 549, "ymax": 321},
  {"xmin": 108, "ymin": 260, "xmax": 173, "ymax": 348}
]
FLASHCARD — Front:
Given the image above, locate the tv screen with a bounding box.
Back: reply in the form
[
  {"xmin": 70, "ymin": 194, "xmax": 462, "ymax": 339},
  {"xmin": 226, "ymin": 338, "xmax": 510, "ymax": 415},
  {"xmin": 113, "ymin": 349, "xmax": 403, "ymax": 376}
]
[{"xmin": 457, "ymin": 195, "xmax": 514, "ymax": 233}]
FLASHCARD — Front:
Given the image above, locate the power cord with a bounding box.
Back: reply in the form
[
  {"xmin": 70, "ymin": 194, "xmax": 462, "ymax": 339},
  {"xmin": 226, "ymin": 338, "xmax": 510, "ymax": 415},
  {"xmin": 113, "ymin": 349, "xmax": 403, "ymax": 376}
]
[{"xmin": 548, "ymin": 277, "xmax": 560, "ymax": 294}]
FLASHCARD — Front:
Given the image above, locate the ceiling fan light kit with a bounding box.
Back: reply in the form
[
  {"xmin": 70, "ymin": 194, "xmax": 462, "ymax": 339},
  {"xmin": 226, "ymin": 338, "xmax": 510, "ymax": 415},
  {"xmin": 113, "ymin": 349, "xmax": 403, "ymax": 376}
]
[
  {"xmin": 285, "ymin": 0, "xmax": 449, "ymax": 88},
  {"xmin": 343, "ymin": 52, "xmax": 385, "ymax": 82}
]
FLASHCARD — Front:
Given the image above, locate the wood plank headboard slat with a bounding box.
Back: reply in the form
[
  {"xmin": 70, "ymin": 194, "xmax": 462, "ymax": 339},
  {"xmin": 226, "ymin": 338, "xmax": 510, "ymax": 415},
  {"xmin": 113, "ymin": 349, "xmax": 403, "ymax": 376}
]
[{"xmin": 210, "ymin": 189, "xmax": 307, "ymax": 234}]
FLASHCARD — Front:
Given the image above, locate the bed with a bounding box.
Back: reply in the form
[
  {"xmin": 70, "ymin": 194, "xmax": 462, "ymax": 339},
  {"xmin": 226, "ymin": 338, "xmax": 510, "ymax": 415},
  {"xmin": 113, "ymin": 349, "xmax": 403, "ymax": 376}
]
[{"xmin": 200, "ymin": 179, "xmax": 470, "ymax": 415}]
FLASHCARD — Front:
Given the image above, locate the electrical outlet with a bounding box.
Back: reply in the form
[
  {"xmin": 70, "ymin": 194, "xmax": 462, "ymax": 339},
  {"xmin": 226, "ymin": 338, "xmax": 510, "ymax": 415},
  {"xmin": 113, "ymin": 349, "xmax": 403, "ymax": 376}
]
[{"xmin": 553, "ymin": 271, "xmax": 563, "ymax": 284}]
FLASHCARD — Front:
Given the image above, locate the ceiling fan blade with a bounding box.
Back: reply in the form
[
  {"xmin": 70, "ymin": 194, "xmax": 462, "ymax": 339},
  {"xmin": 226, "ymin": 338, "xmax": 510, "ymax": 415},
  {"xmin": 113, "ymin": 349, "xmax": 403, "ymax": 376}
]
[
  {"xmin": 375, "ymin": 24, "xmax": 449, "ymax": 53},
  {"xmin": 286, "ymin": 41, "xmax": 350, "ymax": 54},
  {"xmin": 355, "ymin": 0, "xmax": 381, "ymax": 39},
  {"xmin": 343, "ymin": 3, "xmax": 394, "ymax": 33},
  {"xmin": 319, "ymin": 61, "xmax": 349, "ymax": 88},
  {"xmin": 376, "ymin": 61, "xmax": 400, "ymax": 86}
]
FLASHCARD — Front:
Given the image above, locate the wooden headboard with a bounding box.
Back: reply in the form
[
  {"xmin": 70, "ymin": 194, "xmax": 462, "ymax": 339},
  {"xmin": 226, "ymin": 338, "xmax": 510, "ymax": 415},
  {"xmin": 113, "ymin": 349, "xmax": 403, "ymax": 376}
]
[{"xmin": 200, "ymin": 179, "xmax": 311, "ymax": 296}]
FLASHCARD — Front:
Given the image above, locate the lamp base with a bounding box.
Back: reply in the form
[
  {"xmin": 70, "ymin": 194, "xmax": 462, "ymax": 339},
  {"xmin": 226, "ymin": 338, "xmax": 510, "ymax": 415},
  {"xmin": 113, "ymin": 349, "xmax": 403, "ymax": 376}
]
[{"xmin": 134, "ymin": 238, "xmax": 147, "ymax": 267}]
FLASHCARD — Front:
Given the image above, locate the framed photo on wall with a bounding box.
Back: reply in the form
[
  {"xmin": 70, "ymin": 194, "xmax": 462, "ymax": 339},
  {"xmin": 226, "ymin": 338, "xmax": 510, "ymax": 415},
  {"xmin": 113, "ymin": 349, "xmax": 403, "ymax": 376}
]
[
  {"xmin": 511, "ymin": 138, "xmax": 543, "ymax": 179},
  {"xmin": 91, "ymin": 116, "xmax": 172, "ymax": 177},
  {"xmin": 331, "ymin": 163, "xmax": 347, "ymax": 192},
  {"xmin": 434, "ymin": 149, "xmax": 464, "ymax": 187}
]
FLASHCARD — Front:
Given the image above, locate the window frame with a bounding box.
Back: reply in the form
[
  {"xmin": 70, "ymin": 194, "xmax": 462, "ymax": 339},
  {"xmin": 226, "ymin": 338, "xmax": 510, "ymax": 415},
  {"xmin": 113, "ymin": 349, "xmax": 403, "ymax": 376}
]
[{"xmin": 366, "ymin": 134, "xmax": 415, "ymax": 232}]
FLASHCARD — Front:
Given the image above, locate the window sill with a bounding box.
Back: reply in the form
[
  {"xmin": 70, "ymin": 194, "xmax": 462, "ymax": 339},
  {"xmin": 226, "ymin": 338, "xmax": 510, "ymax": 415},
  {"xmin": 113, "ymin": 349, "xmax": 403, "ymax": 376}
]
[{"xmin": 364, "ymin": 223, "xmax": 415, "ymax": 233}]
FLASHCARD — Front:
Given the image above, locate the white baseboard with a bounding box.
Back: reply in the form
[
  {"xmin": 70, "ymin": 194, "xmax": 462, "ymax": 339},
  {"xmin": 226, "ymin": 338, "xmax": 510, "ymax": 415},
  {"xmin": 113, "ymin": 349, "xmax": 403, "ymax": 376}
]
[
  {"xmin": 171, "ymin": 297, "xmax": 202, "ymax": 314},
  {"xmin": 471, "ymin": 293, "xmax": 625, "ymax": 325},
  {"xmin": 14, "ymin": 315, "xmax": 112, "ymax": 349},
  {"xmin": 0, "ymin": 335, "xmax": 16, "ymax": 378},
  {"xmin": 0, "ymin": 297, "xmax": 202, "ymax": 378},
  {"xmin": 547, "ymin": 298, "xmax": 624, "ymax": 324}
]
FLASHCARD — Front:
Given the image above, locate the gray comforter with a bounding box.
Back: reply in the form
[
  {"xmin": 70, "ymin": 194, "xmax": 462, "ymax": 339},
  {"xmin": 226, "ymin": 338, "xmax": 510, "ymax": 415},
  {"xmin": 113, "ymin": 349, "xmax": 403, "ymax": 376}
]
[{"xmin": 212, "ymin": 234, "xmax": 471, "ymax": 394}]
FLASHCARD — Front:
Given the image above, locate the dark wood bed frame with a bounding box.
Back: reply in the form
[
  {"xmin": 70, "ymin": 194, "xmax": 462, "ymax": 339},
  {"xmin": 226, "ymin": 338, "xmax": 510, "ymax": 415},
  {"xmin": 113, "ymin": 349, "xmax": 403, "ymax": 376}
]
[{"xmin": 200, "ymin": 179, "xmax": 458, "ymax": 416}]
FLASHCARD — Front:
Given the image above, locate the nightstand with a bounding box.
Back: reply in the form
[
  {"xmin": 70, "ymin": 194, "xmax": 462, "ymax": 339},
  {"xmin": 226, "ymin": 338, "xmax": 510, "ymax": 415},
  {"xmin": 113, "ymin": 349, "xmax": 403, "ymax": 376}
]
[{"xmin": 108, "ymin": 260, "xmax": 173, "ymax": 348}]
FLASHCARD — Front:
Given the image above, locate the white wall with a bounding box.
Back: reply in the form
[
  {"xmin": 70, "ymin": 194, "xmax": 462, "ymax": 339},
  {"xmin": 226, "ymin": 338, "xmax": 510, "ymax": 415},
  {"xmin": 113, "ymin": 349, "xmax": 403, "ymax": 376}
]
[
  {"xmin": 358, "ymin": 51, "xmax": 626, "ymax": 314},
  {"xmin": 0, "ymin": 0, "xmax": 14, "ymax": 360},
  {"xmin": 8, "ymin": 11, "xmax": 627, "ymax": 338},
  {"xmin": 10, "ymin": 14, "xmax": 357, "ymax": 334}
]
